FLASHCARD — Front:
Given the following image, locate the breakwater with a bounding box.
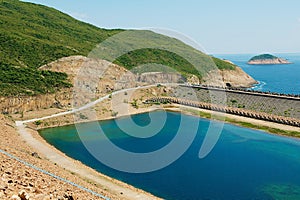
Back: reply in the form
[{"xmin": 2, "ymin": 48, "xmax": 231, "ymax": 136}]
[
  {"xmin": 181, "ymin": 85, "xmax": 300, "ymax": 100},
  {"xmin": 145, "ymin": 97, "xmax": 300, "ymax": 127},
  {"xmin": 172, "ymin": 85, "xmax": 300, "ymax": 119}
]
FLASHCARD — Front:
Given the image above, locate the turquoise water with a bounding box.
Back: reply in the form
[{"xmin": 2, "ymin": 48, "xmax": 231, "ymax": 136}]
[
  {"xmin": 215, "ymin": 53, "xmax": 300, "ymax": 94},
  {"xmin": 40, "ymin": 111, "xmax": 300, "ymax": 200}
]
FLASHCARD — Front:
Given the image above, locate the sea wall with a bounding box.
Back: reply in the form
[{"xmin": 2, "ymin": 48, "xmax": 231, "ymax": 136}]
[{"xmin": 146, "ymin": 97, "xmax": 300, "ymax": 127}]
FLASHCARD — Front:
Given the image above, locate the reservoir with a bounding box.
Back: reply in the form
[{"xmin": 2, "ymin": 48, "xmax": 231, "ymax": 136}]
[{"xmin": 40, "ymin": 111, "xmax": 300, "ymax": 199}]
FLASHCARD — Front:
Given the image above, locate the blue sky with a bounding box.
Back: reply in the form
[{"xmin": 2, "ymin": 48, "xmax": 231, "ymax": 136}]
[{"xmin": 23, "ymin": 0, "xmax": 300, "ymax": 54}]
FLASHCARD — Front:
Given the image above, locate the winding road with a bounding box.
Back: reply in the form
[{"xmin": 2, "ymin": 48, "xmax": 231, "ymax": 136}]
[
  {"xmin": 16, "ymin": 83, "xmax": 175, "ymax": 126},
  {"xmin": 14, "ymin": 84, "xmax": 173, "ymax": 200}
]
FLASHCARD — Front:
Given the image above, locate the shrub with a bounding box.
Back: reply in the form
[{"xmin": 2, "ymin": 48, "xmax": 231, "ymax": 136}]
[{"xmin": 34, "ymin": 120, "xmax": 42, "ymax": 126}]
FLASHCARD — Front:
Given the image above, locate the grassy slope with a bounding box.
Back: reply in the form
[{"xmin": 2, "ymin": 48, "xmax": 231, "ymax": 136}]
[
  {"xmin": 0, "ymin": 0, "xmax": 122, "ymax": 68},
  {"xmin": 0, "ymin": 0, "xmax": 236, "ymax": 96}
]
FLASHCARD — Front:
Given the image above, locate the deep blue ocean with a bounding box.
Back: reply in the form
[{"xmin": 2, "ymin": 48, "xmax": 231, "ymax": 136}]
[
  {"xmin": 40, "ymin": 111, "xmax": 300, "ymax": 200},
  {"xmin": 214, "ymin": 53, "xmax": 300, "ymax": 95}
]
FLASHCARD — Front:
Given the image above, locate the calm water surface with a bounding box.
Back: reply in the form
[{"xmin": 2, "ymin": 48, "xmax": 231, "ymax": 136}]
[
  {"xmin": 215, "ymin": 53, "xmax": 300, "ymax": 94},
  {"xmin": 40, "ymin": 111, "xmax": 300, "ymax": 200}
]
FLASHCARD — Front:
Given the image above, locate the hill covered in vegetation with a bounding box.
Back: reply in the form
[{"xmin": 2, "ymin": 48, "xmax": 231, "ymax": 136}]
[
  {"xmin": 0, "ymin": 0, "xmax": 236, "ymax": 96},
  {"xmin": 248, "ymin": 54, "xmax": 291, "ymax": 65}
]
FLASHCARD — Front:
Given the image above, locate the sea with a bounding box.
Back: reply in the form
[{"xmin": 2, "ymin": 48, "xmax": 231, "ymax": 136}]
[
  {"xmin": 40, "ymin": 111, "xmax": 300, "ymax": 200},
  {"xmin": 214, "ymin": 53, "xmax": 300, "ymax": 95}
]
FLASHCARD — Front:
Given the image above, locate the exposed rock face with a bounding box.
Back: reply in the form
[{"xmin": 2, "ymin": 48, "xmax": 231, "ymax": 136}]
[
  {"xmin": 187, "ymin": 75, "xmax": 200, "ymax": 85},
  {"xmin": 137, "ymin": 72, "xmax": 185, "ymax": 84},
  {"xmin": 40, "ymin": 55, "xmax": 137, "ymax": 88},
  {"xmin": 0, "ymin": 89, "xmax": 72, "ymax": 114},
  {"xmin": 202, "ymin": 67, "xmax": 257, "ymax": 88},
  {"xmin": 221, "ymin": 67, "xmax": 258, "ymax": 88},
  {"xmin": 0, "ymin": 56, "xmax": 257, "ymax": 114},
  {"xmin": 41, "ymin": 56, "xmax": 186, "ymax": 85},
  {"xmin": 0, "ymin": 56, "xmax": 184, "ymax": 114},
  {"xmin": 248, "ymin": 54, "xmax": 292, "ymax": 65}
]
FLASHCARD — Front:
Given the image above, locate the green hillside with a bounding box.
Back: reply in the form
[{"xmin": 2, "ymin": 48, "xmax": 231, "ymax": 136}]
[
  {"xmin": 0, "ymin": 63, "xmax": 72, "ymax": 96},
  {"xmin": 0, "ymin": 0, "xmax": 122, "ymax": 68},
  {"xmin": 0, "ymin": 0, "xmax": 235, "ymax": 96},
  {"xmin": 249, "ymin": 54, "xmax": 278, "ymax": 61}
]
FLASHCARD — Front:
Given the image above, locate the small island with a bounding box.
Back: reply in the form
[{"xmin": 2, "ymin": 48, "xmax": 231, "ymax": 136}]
[{"xmin": 248, "ymin": 54, "xmax": 292, "ymax": 65}]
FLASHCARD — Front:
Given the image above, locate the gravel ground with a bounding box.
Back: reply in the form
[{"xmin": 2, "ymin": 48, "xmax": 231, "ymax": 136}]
[{"xmin": 0, "ymin": 114, "xmax": 116, "ymax": 200}]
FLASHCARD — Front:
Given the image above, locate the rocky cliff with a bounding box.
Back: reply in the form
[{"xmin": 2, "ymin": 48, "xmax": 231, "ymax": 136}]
[
  {"xmin": 0, "ymin": 89, "xmax": 73, "ymax": 115},
  {"xmin": 201, "ymin": 67, "xmax": 257, "ymax": 88}
]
